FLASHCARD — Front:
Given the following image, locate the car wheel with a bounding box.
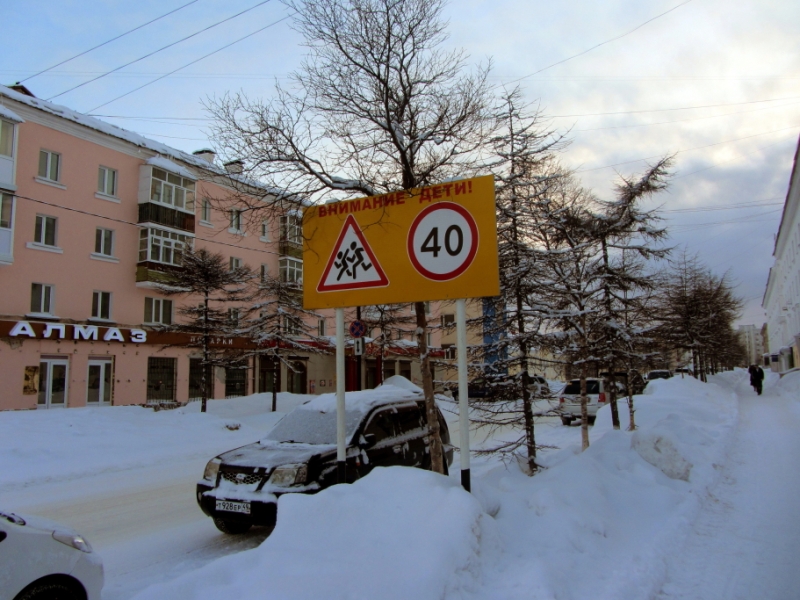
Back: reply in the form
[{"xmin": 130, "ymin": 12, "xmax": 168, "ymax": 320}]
[
  {"xmin": 587, "ymin": 416, "xmax": 596, "ymax": 425},
  {"xmin": 213, "ymin": 517, "xmax": 252, "ymax": 535},
  {"xmin": 560, "ymin": 416, "xmax": 572, "ymax": 426},
  {"xmin": 15, "ymin": 579, "xmax": 83, "ymax": 600}
]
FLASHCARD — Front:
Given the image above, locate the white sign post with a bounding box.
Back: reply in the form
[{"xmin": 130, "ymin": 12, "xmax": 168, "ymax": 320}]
[
  {"xmin": 336, "ymin": 308, "xmax": 346, "ymax": 483},
  {"xmin": 456, "ymin": 299, "xmax": 470, "ymax": 491}
]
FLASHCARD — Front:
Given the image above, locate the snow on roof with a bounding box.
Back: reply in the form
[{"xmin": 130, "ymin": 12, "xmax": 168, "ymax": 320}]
[
  {"xmin": 298, "ymin": 378, "xmax": 423, "ymax": 416},
  {"xmin": 146, "ymin": 156, "xmax": 197, "ymax": 180},
  {"xmin": 0, "ymin": 103, "xmax": 23, "ymax": 123}
]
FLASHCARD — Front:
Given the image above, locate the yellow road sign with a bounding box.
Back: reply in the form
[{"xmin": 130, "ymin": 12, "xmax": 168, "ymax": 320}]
[{"xmin": 303, "ymin": 175, "xmax": 499, "ymax": 309}]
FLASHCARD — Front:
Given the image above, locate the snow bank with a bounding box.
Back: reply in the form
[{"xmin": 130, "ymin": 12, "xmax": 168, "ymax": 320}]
[
  {"xmin": 126, "ymin": 374, "xmax": 739, "ymax": 600},
  {"xmin": 132, "ymin": 467, "xmax": 494, "ymax": 600}
]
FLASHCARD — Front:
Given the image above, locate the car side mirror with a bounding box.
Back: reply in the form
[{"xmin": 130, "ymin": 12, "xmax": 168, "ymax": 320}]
[{"xmin": 361, "ymin": 433, "xmax": 377, "ymax": 448}]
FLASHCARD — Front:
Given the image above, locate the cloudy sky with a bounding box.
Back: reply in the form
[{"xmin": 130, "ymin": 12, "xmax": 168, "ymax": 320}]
[{"xmin": 5, "ymin": 0, "xmax": 799, "ymax": 325}]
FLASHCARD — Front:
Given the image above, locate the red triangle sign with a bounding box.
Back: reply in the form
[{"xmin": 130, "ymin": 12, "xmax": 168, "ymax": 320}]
[{"xmin": 317, "ymin": 214, "xmax": 389, "ymax": 292}]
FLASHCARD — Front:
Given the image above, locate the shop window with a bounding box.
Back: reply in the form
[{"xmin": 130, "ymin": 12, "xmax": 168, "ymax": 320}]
[
  {"xmin": 147, "ymin": 357, "xmax": 176, "ymax": 402},
  {"xmin": 189, "ymin": 358, "xmax": 214, "ymax": 400},
  {"xmin": 225, "ymin": 366, "xmax": 247, "ymax": 398}
]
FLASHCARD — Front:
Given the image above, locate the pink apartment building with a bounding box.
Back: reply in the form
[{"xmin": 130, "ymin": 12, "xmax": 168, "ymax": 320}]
[{"xmin": 0, "ymin": 85, "xmax": 444, "ymax": 411}]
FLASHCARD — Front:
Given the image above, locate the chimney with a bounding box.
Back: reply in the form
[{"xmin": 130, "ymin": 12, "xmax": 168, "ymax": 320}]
[
  {"xmin": 224, "ymin": 159, "xmax": 244, "ymax": 175},
  {"xmin": 192, "ymin": 148, "xmax": 216, "ymax": 164}
]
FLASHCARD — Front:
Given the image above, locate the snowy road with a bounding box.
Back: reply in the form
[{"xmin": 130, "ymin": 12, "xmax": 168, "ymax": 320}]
[
  {"xmin": 4, "ymin": 459, "xmax": 272, "ymax": 600},
  {"xmin": 656, "ymin": 375, "xmax": 800, "ymax": 600}
]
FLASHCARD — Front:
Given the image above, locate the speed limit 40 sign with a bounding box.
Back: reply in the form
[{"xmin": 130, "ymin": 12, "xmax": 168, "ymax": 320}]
[{"xmin": 303, "ymin": 175, "xmax": 498, "ymax": 309}]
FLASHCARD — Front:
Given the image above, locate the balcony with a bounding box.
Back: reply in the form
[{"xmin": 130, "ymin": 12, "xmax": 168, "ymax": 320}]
[
  {"xmin": 279, "ymin": 237, "xmax": 303, "ymax": 259},
  {"xmin": 136, "ymin": 262, "xmax": 184, "ymax": 287},
  {"xmin": 139, "ymin": 202, "xmax": 195, "ymax": 233}
]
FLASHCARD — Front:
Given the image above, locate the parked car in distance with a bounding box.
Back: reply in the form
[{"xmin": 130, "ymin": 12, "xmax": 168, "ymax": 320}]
[
  {"xmin": 528, "ymin": 375, "xmax": 551, "ymax": 397},
  {"xmin": 197, "ymin": 377, "xmax": 454, "ymax": 534},
  {"xmin": 599, "ymin": 370, "xmax": 647, "ymax": 395},
  {"xmin": 674, "ymin": 367, "xmax": 693, "ymax": 376},
  {"xmin": 0, "ymin": 510, "xmax": 104, "ymax": 600},
  {"xmin": 557, "ymin": 377, "xmax": 625, "ymax": 426},
  {"xmin": 647, "ymin": 369, "xmax": 673, "ymax": 381}
]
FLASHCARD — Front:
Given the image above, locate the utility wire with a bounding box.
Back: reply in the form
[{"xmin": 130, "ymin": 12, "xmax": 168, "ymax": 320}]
[
  {"xmin": 575, "ymin": 124, "xmax": 800, "ymax": 173},
  {"xmin": 552, "ymin": 96, "xmax": 800, "ymax": 119},
  {"xmin": 19, "ymin": 0, "xmax": 201, "ymax": 84},
  {"xmin": 13, "ymin": 193, "xmax": 282, "ymax": 258},
  {"xmin": 88, "ymin": 13, "xmax": 291, "ymax": 112},
  {"xmin": 494, "ymin": 0, "xmax": 694, "ymax": 90},
  {"xmin": 47, "ymin": 0, "xmax": 274, "ymax": 101}
]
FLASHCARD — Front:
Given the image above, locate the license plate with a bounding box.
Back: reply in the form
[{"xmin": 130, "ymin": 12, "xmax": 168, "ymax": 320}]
[{"xmin": 216, "ymin": 500, "xmax": 251, "ymax": 514}]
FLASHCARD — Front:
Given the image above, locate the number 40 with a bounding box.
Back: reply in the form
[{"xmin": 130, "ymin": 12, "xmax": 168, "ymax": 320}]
[{"xmin": 421, "ymin": 225, "xmax": 463, "ymax": 257}]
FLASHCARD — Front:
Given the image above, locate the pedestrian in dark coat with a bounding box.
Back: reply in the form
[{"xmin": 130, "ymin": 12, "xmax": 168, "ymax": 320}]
[{"xmin": 748, "ymin": 364, "xmax": 765, "ymax": 395}]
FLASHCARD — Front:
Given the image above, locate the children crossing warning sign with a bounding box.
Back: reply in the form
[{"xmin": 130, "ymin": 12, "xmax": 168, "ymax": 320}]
[
  {"xmin": 303, "ymin": 175, "xmax": 498, "ymax": 309},
  {"xmin": 317, "ymin": 215, "xmax": 389, "ymax": 292}
]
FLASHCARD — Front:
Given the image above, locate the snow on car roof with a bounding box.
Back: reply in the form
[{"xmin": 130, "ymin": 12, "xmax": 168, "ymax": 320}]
[{"xmin": 298, "ymin": 377, "xmax": 423, "ymax": 417}]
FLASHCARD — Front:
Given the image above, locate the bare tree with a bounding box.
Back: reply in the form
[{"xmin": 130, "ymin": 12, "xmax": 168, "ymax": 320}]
[
  {"xmin": 207, "ymin": 0, "xmax": 495, "ymax": 473},
  {"xmin": 157, "ymin": 248, "xmax": 254, "ymax": 412}
]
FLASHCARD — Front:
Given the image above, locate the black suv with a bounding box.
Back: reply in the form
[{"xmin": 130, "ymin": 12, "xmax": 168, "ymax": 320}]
[{"xmin": 196, "ymin": 384, "xmax": 454, "ymax": 534}]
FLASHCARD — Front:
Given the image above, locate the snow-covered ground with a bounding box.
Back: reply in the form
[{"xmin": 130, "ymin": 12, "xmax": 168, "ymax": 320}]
[{"xmin": 3, "ymin": 371, "xmax": 799, "ymax": 599}]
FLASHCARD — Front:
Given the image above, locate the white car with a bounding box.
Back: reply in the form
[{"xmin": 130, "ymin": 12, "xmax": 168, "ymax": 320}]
[
  {"xmin": 0, "ymin": 510, "xmax": 103, "ymax": 600},
  {"xmin": 557, "ymin": 377, "xmax": 624, "ymax": 426}
]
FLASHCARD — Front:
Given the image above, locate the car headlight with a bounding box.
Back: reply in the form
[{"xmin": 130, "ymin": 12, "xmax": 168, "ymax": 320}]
[
  {"xmin": 53, "ymin": 530, "xmax": 93, "ymax": 553},
  {"xmin": 269, "ymin": 464, "xmax": 308, "ymax": 486},
  {"xmin": 203, "ymin": 457, "xmax": 222, "ymax": 481}
]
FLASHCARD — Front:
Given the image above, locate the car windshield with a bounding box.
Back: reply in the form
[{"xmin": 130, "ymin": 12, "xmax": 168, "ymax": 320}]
[
  {"xmin": 264, "ymin": 408, "xmax": 365, "ymax": 445},
  {"xmin": 563, "ymin": 380, "xmax": 600, "ymax": 394}
]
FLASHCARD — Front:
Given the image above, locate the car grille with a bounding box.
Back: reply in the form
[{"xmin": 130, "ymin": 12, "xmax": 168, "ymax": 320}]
[{"xmin": 221, "ymin": 471, "xmax": 262, "ymax": 486}]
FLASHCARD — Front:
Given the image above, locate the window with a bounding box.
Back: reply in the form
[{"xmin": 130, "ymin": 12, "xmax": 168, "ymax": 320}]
[
  {"xmin": 260, "ymin": 219, "xmax": 270, "ymax": 241},
  {"xmin": 229, "ymin": 209, "xmax": 242, "ymax": 232},
  {"xmin": 396, "ymin": 329, "xmax": 404, "ymax": 340},
  {"xmin": 30, "ymin": 283, "xmax": 54, "ymax": 314},
  {"xmin": 279, "ymin": 256, "xmax": 303, "ymax": 285},
  {"xmin": 138, "ymin": 227, "xmax": 191, "ymax": 266},
  {"xmin": 0, "ymin": 120, "xmax": 14, "ymax": 157},
  {"xmin": 280, "ymin": 213, "xmax": 302, "ymax": 245},
  {"xmin": 225, "ymin": 366, "xmax": 247, "ymax": 398},
  {"xmin": 38, "ymin": 150, "xmax": 60, "ymax": 182},
  {"xmin": 230, "ymin": 256, "xmax": 242, "ymax": 271},
  {"xmin": 150, "ymin": 168, "xmax": 195, "ymax": 211},
  {"xmin": 424, "ymin": 301, "xmax": 431, "ymax": 314},
  {"xmin": 97, "ymin": 166, "xmax": 117, "ymax": 196},
  {"xmin": 283, "ymin": 315, "xmax": 302, "ymax": 336},
  {"xmin": 260, "ymin": 264, "xmax": 269, "ymax": 282},
  {"xmin": 34, "ymin": 215, "xmax": 57, "ymax": 246},
  {"xmin": 94, "ymin": 228, "xmax": 114, "ymax": 256},
  {"xmin": 200, "ymin": 198, "xmax": 211, "ymax": 222},
  {"xmin": 442, "ymin": 313, "xmax": 455, "ymax": 327},
  {"xmin": 147, "ymin": 357, "xmax": 176, "ymax": 402},
  {"xmin": 442, "ymin": 344, "xmax": 456, "ymax": 360},
  {"xmin": 318, "ymin": 318, "xmax": 326, "ymax": 336},
  {"xmin": 92, "ymin": 291, "xmax": 112, "ymax": 320},
  {"xmin": 229, "ymin": 308, "xmax": 240, "ymax": 327},
  {"xmin": 0, "ymin": 193, "xmax": 12, "ymax": 229},
  {"xmin": 144, "ymin": 297, "xmax": 172, "ymax": 325},
  {"xmin": 427, "ymin": 332, "xmax": 433, "ymax": 347}
]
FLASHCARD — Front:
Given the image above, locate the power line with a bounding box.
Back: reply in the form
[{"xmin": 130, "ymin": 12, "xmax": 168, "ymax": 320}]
[
  {"xmin": 552, "ymin": 96, "xmax": 800, "ymax": 119},
  {"xmin": 47, "ymin": 0, "xmax": 275, "ymax": 101},
  {"xmin": 662, "ymin": 199, "xmax": 783, "ymax": 213},
  {"xmin": 495, "ymin": 0, "xmax": 694, "ymax": 89},
  {"xmin": 89, "ymin": 13, "xmax": 292, "ymax": 112},
  {"xmin": 575, "ymin": 124, "xmax": 800, "ymax": 173},
  {"xmin": 18, "ymin": 0, "xmax": 201, "ymax": 84},
  {"xmin": 13, "ymin": 193, "xmax": 282, "ymax": 258}
]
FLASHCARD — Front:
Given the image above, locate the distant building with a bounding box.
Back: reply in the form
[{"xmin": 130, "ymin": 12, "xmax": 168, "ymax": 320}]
[
  {"xmin": 737, "ymin": 324, "xmax": 764, "ymax": 367},
  {"xmin": 763, "ymin": 134, "xmax": 800, "ymax": 374}
]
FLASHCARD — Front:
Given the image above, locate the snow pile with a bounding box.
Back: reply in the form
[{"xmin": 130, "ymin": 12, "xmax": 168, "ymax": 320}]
[
  {"xmin": 0, "ymin": 393, "xmax": 307, "ymax": 491},
  {"xmin": 133, "ymin": 467, "xmax": 493, "ymax": 600},
  {"xmin": 128, "ymin": 374, "xmax": 739, "ymax": 600}
]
